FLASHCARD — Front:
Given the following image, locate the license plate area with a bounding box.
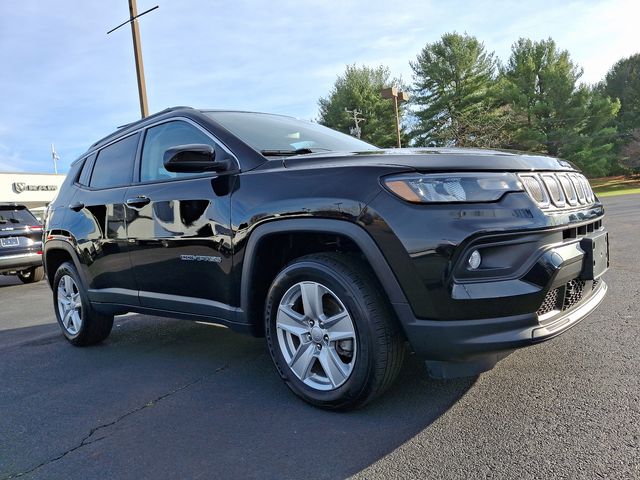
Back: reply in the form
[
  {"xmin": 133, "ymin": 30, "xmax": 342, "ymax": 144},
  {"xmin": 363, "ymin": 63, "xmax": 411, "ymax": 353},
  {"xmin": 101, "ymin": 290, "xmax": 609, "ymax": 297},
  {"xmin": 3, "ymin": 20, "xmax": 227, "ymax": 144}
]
[
  {"xmin": 580, "ymin": 232, "xmax": 609, "ymax": 280},
  {"xmin": 0, "ymin": 237, "xmax": 19, "ymax": 247}
]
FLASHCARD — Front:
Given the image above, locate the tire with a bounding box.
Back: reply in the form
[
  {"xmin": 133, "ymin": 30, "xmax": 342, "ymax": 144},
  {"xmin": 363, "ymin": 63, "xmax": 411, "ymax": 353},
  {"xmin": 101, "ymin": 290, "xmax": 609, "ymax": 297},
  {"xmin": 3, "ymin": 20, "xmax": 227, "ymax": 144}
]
[
  {"xmin": 18, "ymin": 266, "xmax": 45, "ymax": 283},
  {"xmin": 53, "ymin": 261, "xmax": 113, "ymax": 346},
  {"xmin": 265, "ymin": 253, "xmax": 405, "ymax": 410}
]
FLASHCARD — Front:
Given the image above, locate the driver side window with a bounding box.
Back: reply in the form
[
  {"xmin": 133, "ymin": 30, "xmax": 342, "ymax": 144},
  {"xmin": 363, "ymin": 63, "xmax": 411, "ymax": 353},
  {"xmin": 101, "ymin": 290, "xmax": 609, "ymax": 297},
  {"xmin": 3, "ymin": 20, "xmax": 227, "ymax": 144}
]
[{"xmin": 140, "ymin": 121, "xmax": 220, "ymax": 182}]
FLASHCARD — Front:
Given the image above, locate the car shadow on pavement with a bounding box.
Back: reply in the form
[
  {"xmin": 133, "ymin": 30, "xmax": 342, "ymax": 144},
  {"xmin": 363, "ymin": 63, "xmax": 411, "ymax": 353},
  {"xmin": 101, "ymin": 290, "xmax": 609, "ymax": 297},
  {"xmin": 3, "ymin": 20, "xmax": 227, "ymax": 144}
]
[
  {"xmin": 0, "ymin": 315, "xmax": 476, "ymax": 480},
  {"xmin": 0, "ymin": 276, "xmax": 24, "ymax": 288}
]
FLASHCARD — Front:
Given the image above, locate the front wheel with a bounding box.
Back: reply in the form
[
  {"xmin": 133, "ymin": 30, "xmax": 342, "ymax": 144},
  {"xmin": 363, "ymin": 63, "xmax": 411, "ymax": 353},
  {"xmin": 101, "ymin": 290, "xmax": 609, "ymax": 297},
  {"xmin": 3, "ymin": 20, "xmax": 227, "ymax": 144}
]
[{"xmin": 265, "ymin": 253, "xmax": 405, "ymax": 410}]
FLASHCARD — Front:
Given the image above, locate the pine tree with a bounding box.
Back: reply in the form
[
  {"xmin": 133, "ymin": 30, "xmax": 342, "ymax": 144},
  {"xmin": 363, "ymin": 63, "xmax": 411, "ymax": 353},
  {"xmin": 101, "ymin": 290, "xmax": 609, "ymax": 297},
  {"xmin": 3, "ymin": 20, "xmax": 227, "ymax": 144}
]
[
  {"xmin": 410, "ymin": 32, "xmax": 498, "ymax": 147},
  {"xmin": 499, "ymin": 38, "xmax": 619, "ymax": 176}
]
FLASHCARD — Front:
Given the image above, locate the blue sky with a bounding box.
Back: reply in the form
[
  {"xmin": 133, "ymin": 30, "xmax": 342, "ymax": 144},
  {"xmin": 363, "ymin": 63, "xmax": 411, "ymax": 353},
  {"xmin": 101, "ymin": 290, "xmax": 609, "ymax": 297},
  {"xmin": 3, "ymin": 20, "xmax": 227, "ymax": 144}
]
[{"xmin": 0, "ymin": 0, "xmax": 637, "ymax": 173}]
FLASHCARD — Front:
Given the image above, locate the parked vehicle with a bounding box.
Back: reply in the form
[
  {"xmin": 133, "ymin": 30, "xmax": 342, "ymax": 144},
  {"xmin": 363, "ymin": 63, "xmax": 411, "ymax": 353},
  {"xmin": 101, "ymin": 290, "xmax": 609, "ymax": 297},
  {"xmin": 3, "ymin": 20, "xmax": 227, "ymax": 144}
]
[
  {"xmin": 43, "ymin": 107, "xmax": 608, "ymax": 409},
  {"xmin": 0, "ymin": 204, "xmax": 44, "ymax": 283}
]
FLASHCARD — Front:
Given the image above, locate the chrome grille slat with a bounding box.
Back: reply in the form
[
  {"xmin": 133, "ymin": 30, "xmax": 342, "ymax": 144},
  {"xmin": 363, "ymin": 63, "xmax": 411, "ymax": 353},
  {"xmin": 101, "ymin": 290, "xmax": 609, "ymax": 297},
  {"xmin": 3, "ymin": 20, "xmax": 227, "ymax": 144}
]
[
  {"xmin": 571, "ymin": 174, "xmax": 587, "ymax": 204},
  {"xmin": 541, "ymin": 174, "xmax": 565, "ymax": 207},
  {"xmin": 520, "ymin": 175, "xmax": 549, "ymax": 207},
  {"xmin": 519, "ymin": 172, "xmax": 595, "ymax": 212}
]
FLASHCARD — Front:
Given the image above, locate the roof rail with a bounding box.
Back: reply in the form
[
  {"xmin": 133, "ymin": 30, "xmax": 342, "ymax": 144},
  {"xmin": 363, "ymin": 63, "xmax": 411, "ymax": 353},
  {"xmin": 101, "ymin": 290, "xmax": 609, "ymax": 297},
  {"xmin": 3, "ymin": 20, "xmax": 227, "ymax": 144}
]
[{"xmin": 90, "ymin": 106, "xmax": 194, "ymax": 149}]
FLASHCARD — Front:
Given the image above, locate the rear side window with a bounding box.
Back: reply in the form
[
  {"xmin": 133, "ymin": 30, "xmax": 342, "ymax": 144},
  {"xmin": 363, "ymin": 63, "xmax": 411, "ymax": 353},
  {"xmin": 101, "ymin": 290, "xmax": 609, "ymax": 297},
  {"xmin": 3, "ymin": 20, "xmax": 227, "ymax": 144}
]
[
  {"xmin": 90, "ymin": 133, "xmax": 140, "ymax": 189},
  {"xmin": 77, "ymin": 153, "xmax": 97, "ymax": 186},
  {"xmin": 0, "ymin": 207, "xmax": 38, "ymax": 226}
]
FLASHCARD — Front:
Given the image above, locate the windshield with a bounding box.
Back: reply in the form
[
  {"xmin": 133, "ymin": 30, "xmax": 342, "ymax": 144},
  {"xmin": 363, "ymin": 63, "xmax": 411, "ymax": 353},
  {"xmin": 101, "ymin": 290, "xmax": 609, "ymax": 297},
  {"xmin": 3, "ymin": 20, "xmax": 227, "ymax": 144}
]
[{"xmin": 205, "ymin": 111, "xmax": 378, "ymax": 155}]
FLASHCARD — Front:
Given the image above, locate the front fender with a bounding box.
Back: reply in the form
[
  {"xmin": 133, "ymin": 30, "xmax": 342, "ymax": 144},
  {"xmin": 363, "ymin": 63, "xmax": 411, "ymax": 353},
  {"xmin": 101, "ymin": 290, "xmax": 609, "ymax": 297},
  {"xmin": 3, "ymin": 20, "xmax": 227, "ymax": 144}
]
[{"xmin": 238, "ymin": 218, "xmax": 410, "ymax": 326}]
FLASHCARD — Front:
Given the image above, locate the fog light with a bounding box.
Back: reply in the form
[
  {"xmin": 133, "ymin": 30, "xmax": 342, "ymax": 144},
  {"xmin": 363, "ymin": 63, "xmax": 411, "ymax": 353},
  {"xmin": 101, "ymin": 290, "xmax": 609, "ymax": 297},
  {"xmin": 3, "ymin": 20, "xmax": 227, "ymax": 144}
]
[{"xmin": 467, "ymin": 250, "xmax": 482, "ymax": 270}]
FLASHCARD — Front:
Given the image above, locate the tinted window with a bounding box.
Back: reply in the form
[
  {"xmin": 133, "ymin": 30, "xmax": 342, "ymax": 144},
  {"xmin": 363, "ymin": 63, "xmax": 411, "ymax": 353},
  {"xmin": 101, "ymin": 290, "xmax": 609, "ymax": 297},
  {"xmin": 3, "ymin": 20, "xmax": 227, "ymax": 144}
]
[
  {"xmin": 0, "ymin": 207, "xmax": 38, "ymax": 226},
  {"xmin": 90, "ymin": 134, "xmax": 139, "ymax": 189},
  {"xmin": 140, "ymin": 121, "xmax": 220, "ymax": 182},
  {"xmin": 77, "ymin": 153, "xmax": 97, "ymax": 186}
]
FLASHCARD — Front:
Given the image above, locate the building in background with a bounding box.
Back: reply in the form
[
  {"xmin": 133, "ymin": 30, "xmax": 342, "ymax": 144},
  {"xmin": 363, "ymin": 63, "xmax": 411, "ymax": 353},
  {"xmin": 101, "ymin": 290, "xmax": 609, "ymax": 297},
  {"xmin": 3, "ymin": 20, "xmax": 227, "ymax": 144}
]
[{"xmin": 0, "ymin": 172, "xmax": 66, "ymax": 222}]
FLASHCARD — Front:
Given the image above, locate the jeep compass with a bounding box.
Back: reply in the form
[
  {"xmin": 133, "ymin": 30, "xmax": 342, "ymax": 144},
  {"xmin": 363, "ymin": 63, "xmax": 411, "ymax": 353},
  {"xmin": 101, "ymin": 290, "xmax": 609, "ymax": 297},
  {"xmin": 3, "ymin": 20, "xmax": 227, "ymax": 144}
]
[{"xmin": 43, "ymin": 107, "xmax": 608, "ymax": 409}]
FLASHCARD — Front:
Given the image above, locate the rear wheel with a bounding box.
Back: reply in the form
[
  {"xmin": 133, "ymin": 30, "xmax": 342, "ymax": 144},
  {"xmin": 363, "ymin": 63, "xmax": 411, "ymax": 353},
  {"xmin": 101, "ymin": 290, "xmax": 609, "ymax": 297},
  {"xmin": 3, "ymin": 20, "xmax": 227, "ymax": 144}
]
[
  {"xmin": 53, "ymin": 262, "xmax": 113, "ymax": 346},
  {"xmin": 18, "ymin": 266, "xmax": 44, "ymax": 283},
  {"xmin": 265, "ymin": 253, "xmax": 405, "ymax": 410}
]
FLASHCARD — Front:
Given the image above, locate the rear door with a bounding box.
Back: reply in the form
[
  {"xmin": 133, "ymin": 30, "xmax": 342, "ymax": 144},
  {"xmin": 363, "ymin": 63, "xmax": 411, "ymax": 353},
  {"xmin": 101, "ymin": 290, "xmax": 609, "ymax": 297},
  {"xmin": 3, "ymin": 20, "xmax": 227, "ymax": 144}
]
[
  {"xmin": 124, "ymin": 119, "xmax": 236, "ymax": 318},
  {"xmin": 67, "ymin": 133, "xmax": 140, "ymax": 305}
]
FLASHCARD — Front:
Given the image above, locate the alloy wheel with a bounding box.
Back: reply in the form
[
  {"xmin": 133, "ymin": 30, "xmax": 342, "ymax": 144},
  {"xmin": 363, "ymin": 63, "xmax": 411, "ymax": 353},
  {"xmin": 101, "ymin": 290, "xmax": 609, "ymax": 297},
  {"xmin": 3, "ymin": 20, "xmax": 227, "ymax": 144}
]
[
  {"xmin": 57, "ymin": 275, "xmax": 83, "ymax": 335},
  {"xmin": 276, "ymin": 281, "xmax": 357, "ymax": 391}
]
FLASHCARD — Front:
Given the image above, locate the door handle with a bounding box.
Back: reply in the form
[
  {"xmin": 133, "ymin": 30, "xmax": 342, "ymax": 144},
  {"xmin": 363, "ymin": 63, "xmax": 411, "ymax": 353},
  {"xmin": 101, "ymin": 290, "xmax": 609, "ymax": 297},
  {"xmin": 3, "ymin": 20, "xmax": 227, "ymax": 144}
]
[
  {"xmin": 126, "ymin": 196, "xmax": 151, "ymax": 208},
  {"xmin": 68, "ymin": 202, "xmax": 84, "ymax": 212}
]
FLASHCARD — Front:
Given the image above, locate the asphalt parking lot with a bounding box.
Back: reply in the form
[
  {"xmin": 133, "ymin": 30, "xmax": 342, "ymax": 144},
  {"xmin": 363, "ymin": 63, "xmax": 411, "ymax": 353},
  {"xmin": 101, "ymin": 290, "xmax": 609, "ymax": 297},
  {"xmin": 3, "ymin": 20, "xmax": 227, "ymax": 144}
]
[{"xmin": 1, "ymin": 195, "xmax": 638, "ymax": 480}]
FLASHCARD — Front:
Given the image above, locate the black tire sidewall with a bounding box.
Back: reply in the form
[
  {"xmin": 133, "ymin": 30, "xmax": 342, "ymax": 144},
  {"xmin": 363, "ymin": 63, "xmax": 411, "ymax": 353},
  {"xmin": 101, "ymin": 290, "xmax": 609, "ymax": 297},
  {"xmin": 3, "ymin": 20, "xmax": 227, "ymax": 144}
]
[
  {"xmin": 266, "ymin": 259, "xmax": 378, "ymax": 408},
  {"xmin": 18, "ymin": 268, "xmax": 33, "ymax": 282},
  {"xmin": 53, "ymin": 262, "xmax": 91, "ymax": 343},
  {"xmin": 18, "ymin": 266, "xmax": 42, "ymax": 283}
]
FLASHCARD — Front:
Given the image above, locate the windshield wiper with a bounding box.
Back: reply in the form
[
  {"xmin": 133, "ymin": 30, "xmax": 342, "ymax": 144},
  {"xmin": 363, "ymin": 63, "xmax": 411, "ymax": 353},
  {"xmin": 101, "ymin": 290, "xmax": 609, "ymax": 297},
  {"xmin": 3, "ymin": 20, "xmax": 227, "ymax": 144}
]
[{"xmin": 259, "ymin": 148, "xmax": 315, "ymax": 156}]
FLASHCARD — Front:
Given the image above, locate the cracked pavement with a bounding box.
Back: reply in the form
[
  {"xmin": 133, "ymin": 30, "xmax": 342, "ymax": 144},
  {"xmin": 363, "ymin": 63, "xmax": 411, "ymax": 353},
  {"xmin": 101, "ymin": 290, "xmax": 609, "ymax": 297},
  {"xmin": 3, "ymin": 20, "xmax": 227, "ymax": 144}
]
[{"xmin": 0, "ymin": 194, "xmax": 638, "ymax": 479}]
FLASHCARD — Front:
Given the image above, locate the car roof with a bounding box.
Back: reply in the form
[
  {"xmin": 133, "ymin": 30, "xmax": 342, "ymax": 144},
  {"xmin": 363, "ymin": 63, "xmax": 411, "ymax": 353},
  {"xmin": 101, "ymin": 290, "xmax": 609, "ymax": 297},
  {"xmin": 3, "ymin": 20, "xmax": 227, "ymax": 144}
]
[
  {"xmin": 89, "ymin": 107, "xmax": 298, "ymax": 151},
  {"xmin": 89, "ymin": 106, "xmax": 196, "ymax": 150}
]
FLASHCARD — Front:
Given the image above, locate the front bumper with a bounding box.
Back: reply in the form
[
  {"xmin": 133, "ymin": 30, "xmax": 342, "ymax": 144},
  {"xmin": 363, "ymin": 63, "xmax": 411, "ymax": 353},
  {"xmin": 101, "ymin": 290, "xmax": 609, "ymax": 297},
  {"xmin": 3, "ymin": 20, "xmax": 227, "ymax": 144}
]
[
  {"xmin": 394, "ymin": 227, "xmax": 609, "ymax": 378},
  {"xmin": 395, "ymin": 279, "xmax": 606, "ymax": 377}
]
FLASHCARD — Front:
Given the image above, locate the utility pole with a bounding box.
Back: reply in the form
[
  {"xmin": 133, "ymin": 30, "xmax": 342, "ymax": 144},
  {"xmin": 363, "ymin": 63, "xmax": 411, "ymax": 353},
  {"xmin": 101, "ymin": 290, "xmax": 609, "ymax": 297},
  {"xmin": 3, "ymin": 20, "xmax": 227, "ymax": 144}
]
[
  {"xmin": 51, "ymin": 144, "xmax": 59, "ymax": 174},
  {"xmin": 108, "ymin": 2, "xmax": 159, "ymax": 118},
  {"xmin": 345, "ymin": 108, "xmax": 366, "ymax": 139},
  {"xmin": 381, "ymin": 86, "xmax": 409, "ymax": 148}
]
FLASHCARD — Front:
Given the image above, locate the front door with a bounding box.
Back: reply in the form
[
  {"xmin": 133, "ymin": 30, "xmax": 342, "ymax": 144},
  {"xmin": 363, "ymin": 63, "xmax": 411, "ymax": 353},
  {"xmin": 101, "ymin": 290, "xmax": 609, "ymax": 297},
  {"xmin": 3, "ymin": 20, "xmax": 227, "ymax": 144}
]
[{"xmin": 124, "ymin": 119, "xmax": 235, "ymax": 319}]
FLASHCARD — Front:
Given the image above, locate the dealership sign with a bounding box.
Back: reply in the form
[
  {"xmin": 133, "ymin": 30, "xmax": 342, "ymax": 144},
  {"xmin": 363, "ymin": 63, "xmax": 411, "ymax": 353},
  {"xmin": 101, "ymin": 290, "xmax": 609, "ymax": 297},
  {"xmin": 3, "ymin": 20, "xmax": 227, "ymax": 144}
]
[{"xmin": 13, "ymin": 182, "xmax": 58, "ymax": 194}]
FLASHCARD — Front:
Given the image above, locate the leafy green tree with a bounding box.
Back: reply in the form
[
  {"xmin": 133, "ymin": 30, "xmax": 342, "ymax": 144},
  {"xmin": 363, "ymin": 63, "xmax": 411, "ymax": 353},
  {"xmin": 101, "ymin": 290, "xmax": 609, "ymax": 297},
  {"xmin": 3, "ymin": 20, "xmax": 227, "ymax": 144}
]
[
  {"xmin": 600, "ymin": 54, "xmax": 640, "ymax": 171},
  {"xmin": 410, "ymin": 32, "xmax": 500, "ymax": 147},
  {"xmin": 317, "ymin": 64, "xmax": 405, "ymax": 147},
  {"xmin": 499, "ymin": 38, "xmax": 619, "ymax": 176}
]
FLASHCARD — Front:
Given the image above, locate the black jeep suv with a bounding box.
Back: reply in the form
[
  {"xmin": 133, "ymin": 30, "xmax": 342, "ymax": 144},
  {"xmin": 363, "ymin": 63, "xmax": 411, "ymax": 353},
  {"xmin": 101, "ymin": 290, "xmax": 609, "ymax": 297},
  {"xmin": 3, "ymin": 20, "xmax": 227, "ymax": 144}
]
[
  {"xmin": 0, "ymin": 204, "xmax": 44, "ymax": 283},
  {"xmin": 43, "ymin": 107, "xmax": 608, "ymax": 409}
]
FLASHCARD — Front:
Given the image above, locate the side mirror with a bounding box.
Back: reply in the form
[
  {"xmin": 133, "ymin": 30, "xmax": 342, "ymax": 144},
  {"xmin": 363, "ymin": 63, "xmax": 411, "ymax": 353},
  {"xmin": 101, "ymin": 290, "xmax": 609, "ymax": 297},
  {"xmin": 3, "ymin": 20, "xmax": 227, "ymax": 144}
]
[{"xmin": 163, "ymin": 144, "xmax": 229, "ymax": 173}]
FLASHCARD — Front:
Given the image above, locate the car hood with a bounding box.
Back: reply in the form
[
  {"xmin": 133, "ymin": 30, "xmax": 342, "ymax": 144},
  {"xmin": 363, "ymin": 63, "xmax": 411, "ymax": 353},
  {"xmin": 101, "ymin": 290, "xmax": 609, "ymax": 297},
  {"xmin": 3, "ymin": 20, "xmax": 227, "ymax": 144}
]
[{"xmin": 282, "ymin": 147, "xmax": 578, "ymax": 172}]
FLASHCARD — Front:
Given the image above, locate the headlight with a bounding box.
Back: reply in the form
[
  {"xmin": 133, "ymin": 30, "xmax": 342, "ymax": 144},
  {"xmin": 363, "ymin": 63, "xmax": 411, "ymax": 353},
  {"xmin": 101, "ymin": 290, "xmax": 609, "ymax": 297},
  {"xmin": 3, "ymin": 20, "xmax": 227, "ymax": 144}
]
[{"xmin": 383, "ymin": 173, "xmax": 523, "ymax": 203}]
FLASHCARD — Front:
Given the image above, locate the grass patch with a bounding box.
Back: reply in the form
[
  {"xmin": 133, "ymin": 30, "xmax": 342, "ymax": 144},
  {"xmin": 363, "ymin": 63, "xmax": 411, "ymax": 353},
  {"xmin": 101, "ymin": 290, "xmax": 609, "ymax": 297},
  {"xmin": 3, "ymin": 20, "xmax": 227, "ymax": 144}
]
[
  {"xmin": 596, "ymin": 187, "xmax": 640, "ymax": 197},
  {"xmin": 591, "ymin": 175, "xmax": 640, "ymax": 197}
]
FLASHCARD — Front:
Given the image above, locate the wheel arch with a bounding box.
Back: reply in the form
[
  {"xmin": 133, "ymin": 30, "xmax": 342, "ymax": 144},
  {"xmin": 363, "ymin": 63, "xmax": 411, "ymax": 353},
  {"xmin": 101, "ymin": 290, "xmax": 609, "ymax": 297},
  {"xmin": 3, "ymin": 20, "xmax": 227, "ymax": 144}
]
[
  {"xmin": 239, "ymin": 219, "xmax": 409, "ymax": 336},
  {"xmin": 43, "ymin": 240, "xmax": 87, "ymax": 288}
]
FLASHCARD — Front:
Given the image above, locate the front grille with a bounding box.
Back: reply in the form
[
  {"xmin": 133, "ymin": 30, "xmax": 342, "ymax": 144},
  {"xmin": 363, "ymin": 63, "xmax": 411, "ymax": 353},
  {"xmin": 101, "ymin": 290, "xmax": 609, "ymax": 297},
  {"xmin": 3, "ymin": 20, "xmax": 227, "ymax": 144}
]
[
  {"xmin": 537, "ymin": 278, "xmax": 597, "ymax": 318},
  {"xmin": 562, "ymin": 219, "xmax": 602, "ymax": 240},
  {"xmin": 563, "ymin": 279, "xmax": 585, "ymax": 310},
  {"xmin": 521, "ymin": 172, "xmax": 594, "ymax": 211},
  {"xmin": 537, "ymin": 288, "xmax": 559, "ymax": 316}
]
